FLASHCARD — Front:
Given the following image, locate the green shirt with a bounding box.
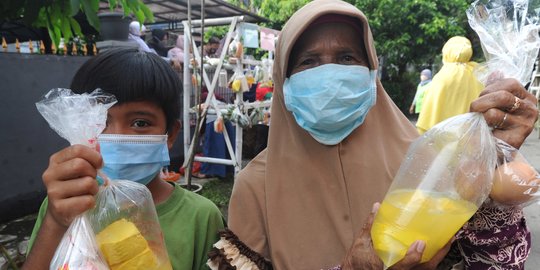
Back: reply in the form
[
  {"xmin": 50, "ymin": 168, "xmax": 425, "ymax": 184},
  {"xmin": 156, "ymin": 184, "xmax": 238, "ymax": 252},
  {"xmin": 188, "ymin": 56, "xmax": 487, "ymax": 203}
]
[
  {"xmin": 28, "ymin": 183, "xmax": 225, "ymax": 270},
  {"xmin": 413, "ymin": 82, "xmax": 431, "ymax": 114}
]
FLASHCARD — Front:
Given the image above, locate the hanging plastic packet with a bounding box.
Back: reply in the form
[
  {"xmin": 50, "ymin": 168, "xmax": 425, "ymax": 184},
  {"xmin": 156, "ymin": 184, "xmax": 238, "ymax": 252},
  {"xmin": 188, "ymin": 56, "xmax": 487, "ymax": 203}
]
[
  {"xmin": 230, "ymin": 67, "xmax": 248, "ymax": 93},
  {"xmin": 245, "ymin": 70, "xmax": 255, "ymax": 88},
  {"xmin": 467, "ymin": 0, "xmax": 540, "ymax": 207},
  {"xmin": 218, "ymin": 69, "xmax": 228, "ymax": 88},
  {"xmin": 228, "ymin": 31, "xmax": 243, "ymax": 59},
  {"xmin": 371, "ymin": 113, "xmax": 497, "ymax": 268},
  {"xmin": 36, "ymin": 88, "xmax": 115, "ymax": 270}
]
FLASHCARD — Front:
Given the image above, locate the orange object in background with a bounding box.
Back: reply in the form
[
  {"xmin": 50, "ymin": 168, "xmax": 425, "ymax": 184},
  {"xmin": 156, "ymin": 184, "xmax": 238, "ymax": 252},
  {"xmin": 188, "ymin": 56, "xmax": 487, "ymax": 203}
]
[{"xmin": 162, "ymin": 171, "xmax": 181, "ymax": 182}]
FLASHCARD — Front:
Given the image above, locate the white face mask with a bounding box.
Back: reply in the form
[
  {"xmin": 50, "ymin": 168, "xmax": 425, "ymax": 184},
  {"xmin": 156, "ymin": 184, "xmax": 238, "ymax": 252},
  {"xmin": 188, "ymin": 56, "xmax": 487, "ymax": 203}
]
[{"xmin": 284, "ymin": 64, "xmax": 377, "ymax": 145}]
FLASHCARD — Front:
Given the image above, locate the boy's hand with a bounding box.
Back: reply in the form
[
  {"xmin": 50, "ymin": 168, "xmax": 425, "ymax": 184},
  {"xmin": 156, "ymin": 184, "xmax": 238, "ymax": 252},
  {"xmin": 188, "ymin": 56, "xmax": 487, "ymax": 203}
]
[{"xmin": 42, "ymin": 145, "xmax": 102, "ymax": 228}]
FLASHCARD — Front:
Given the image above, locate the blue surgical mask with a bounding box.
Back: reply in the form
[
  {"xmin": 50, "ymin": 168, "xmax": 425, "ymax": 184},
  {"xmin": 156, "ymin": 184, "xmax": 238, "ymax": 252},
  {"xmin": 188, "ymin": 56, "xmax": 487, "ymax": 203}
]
[
  {"xmin": 97, "ymin": 134, "xmax": 170, "ymax": 185},
  {"xmin": 283, "ymin": 64, "xmax": 377, "ymax": 145}
]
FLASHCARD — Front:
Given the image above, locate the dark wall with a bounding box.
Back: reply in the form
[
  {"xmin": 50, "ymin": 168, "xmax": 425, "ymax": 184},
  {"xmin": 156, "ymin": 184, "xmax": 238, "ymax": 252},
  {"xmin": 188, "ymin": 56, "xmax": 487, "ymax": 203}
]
[{"xmin": 0, "ymin": 53, "xmax": 90, "ymax": 222}]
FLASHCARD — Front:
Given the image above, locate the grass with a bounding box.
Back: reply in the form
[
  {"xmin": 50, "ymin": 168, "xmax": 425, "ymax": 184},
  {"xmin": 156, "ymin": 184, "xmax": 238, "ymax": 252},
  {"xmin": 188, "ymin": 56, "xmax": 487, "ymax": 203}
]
[{"xmin": 200, "ymin": 177, "xmax": 234, "ymax": 220}]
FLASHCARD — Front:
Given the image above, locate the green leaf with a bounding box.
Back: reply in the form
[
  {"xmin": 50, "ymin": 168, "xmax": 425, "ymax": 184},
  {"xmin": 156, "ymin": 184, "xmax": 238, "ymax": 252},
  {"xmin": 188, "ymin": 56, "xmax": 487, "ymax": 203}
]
[
  {"xmin": 109, "ymin": 0, "xmax": 117, "ymax": 11},
  {"xmin": 81, "ymin": 0, "xmax": 100, "ymax": 30},
  {"xmin": 90, "ymin": 0, "xmax": 99, "ymax": 12},
  {"xmin": 70, "ymin": 0, "xmax": 80, "ymax": 16},
  {"xmin": 140, "ymin": 3, "xmax": 154, "ymax": 23},
  {"xmin": 46, "ymin": 14, "xmax": 61, "ymax": 49},
  {"xmin": 61, "ymin": 17, "xmax": 73, "ymax": 42},
  {"xmin": 70, "ymin": 17, "xmax": 83, "ymax": 36},
  {"xmin": 134, "ymin": 9, "xmax": 145, "ymax": 25}
]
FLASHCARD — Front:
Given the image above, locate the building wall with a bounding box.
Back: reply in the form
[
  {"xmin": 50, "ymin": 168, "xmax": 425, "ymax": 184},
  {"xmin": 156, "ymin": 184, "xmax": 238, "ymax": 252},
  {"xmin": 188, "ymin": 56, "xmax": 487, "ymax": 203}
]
[{"xmin": 0, "ymin": 53, "xmax": 90, "ymax": 222}]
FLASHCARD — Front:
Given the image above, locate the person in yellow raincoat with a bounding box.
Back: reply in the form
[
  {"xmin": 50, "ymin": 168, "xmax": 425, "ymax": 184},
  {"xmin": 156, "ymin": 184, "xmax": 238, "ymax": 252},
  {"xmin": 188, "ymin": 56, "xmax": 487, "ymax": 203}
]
[{"xmin": 416, "ymin": 36, "xmax": 484, "ymax": 134}]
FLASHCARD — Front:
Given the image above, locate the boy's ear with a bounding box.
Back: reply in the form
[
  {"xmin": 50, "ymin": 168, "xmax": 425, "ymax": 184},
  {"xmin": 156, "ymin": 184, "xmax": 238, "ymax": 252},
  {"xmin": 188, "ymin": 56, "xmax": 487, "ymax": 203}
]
[{"xmin": 167, "ymin": 120, "xmax": 182, "ymax": 149}]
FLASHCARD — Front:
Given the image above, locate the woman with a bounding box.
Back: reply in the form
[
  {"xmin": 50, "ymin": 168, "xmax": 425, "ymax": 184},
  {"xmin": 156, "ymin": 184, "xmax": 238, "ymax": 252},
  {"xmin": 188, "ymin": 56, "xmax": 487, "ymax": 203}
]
[
  {"xmin": 416, "ymin": 36, "xmax": 485, "ymax": 134},
  {"xmin": 209, "ymin": 0, "xmax": 538, "ymax": 269}
]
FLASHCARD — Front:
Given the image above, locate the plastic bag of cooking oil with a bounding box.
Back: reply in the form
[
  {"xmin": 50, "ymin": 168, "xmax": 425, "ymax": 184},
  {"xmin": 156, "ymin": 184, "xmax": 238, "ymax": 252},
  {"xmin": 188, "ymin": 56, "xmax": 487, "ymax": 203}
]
[
  {"xmin": 88, "ymin": 178, "xmax": 172, "ymax": 270},
  {"xmin": 371, "ymin": 112, "xmax": 498, "ymax": 268}
]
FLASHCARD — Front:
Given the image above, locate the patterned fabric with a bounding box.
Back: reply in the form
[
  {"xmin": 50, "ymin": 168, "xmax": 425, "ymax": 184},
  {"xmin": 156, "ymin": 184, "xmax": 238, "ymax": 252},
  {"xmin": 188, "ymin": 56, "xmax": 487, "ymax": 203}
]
[{"xmin": 453, "ymin": 200, "xmax": 531, "ymax": 270}]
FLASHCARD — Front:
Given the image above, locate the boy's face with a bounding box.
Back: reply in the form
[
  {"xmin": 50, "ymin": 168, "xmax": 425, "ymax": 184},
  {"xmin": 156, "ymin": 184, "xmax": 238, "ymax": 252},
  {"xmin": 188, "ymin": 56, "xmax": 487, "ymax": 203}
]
[{"xmin": 103, "ymin": 101, "xmax": 179, "ymax": 148}]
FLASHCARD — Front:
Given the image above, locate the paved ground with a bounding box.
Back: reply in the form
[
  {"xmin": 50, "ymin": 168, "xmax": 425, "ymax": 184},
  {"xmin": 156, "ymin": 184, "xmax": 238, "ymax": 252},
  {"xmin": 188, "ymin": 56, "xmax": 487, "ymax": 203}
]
[{"xmin": 518, "ymin": 128, "xmax": 540, "ymax": 269}]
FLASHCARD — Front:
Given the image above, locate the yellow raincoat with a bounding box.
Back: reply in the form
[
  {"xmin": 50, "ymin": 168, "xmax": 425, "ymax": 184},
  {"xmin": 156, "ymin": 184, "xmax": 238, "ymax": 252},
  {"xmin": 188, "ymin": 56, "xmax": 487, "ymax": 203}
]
[{"xmin": 416, "ymin": 36, "xmax": 484, "ymax": 134}]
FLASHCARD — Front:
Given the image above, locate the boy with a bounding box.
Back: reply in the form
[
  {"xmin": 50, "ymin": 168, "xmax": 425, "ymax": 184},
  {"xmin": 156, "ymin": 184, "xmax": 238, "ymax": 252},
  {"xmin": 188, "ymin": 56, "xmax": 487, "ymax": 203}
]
[{"xmin": 23, "ymin": 48, "xmax": 225, "ymax": 270}]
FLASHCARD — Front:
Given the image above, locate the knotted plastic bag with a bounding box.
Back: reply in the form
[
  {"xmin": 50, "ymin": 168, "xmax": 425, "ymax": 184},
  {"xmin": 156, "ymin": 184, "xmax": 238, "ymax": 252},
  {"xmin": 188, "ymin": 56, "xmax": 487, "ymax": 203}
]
[
  {"xmin": 36, "ymin": 88, "xmax": 116, "ymax": 270},
  {"xmin": 467, "ymin": 0, "xmax": 540, "ymax": 208},
  {"xmin": 371, "ymin": 113, "xmax": 498, "ymax": 268},
  {"xmin": 467, "ymin": 0, "xmax": 540, "ymax": 86}
]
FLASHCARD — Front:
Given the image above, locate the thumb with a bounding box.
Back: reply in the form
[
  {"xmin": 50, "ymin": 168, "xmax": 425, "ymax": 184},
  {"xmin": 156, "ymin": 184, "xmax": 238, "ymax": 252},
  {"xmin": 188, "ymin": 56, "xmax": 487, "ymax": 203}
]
[{"xmin": 388, "ymin": 240, "xmax": 424, "ymax": 270}]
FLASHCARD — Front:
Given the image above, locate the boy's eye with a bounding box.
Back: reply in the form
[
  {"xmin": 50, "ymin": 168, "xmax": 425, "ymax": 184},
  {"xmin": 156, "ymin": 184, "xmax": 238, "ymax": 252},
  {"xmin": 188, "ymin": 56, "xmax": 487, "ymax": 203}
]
[{"xmin": 132, "ymin": 120, "xmax": 150, "ymax": 128}]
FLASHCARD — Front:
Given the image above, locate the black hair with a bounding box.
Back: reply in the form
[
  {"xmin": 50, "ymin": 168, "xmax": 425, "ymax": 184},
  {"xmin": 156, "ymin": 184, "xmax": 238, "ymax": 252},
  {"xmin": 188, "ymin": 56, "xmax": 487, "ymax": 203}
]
[
  {"xmin": 70, "ymin": 47, "xmax": 182, "ymax": 132},
  {"xmin": 152, "ymin": 29, "xmax": 167, "ymax": 41},
  {"xmin": 208, "ymin": 36, "xmax": 221, "ymax": 45}
]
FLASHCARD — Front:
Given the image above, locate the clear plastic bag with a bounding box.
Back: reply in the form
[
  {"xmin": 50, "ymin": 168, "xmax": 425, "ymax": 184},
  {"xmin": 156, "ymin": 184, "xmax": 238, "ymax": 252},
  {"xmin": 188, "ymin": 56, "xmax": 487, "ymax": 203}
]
[
  {"xmin": 89, "ymin": 180, "xmax": 173, "ymax": 270},
  {"xmin": 371, "ymin": 113, "xmax": 498, "ymax": 268},
  {"xmin": 467, "ymin": 0, "xmax": 540, "ymax": 207},
  {"xmin": 36, "ymin": 88, "xmax": 116, "ymax": 270},
  {"xmin": 467, "ymin": 0, "xmax": 540, "ymax": 85},
  {"xmin": 490, "ymin": 139, "xmax": 540, "ymax": 206}
]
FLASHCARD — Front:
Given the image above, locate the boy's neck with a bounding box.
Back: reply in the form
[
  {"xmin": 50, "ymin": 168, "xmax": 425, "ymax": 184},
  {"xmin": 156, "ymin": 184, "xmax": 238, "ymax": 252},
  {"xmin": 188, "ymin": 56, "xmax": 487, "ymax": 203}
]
[{"xmin": 146, "ymin": 177, "xmax": 175, "ymax": 205}]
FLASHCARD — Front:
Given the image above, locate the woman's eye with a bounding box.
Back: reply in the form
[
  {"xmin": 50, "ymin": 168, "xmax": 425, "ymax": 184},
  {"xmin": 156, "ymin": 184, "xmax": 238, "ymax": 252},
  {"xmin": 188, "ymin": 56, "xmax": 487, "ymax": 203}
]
[
  {"xmin": 132, "ymin": 120, "xmax": 150, "ymax": 128},
  {"xmin": 341, "ymin": 55, "xmax": 355, "ymax": 63},
  {"xmin": 299, "ymin": 58, "xmax": 315, "ymax": 66}
]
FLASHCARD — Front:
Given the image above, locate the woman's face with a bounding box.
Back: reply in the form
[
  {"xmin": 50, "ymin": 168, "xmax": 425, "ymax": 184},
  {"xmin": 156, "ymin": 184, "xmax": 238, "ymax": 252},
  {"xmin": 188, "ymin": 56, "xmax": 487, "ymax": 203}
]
[{"xmin": 288, "ymin": 22, "xmax": 369, "ymax": 76}]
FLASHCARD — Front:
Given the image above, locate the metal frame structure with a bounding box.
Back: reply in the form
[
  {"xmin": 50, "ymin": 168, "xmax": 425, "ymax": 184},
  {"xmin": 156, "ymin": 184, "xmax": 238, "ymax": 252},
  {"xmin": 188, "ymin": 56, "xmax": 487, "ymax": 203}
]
[{"xmin": 182, "ymin": 16, "xmax": 272, "ymax": 175}]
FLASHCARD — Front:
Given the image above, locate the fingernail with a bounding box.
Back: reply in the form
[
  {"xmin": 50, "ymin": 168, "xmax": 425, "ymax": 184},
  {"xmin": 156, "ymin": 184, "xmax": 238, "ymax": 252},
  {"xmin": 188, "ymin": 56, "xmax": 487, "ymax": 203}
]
[
  {"xmin": 416, "ymin": 240, "xmax": 426, "ymax": 253},
  {"xmin": 372, "ymin": 202, "xmax": 380, "ymax": 213}
]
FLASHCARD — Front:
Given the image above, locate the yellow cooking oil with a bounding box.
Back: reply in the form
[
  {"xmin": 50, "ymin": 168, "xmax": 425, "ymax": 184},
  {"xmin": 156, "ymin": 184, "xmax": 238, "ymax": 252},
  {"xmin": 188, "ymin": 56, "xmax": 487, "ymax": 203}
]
[{"xmin": 371, "ymin": 189, "xmax": 477, "ymax": 268}]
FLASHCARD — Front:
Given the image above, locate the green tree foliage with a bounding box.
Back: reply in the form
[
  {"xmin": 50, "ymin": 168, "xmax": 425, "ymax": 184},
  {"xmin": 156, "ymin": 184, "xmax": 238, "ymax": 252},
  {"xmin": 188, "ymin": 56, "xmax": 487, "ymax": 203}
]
[
  {"xmin": 1, "ymin": 0, "xmax": 153, "ymax": 47},
  {"xmin": 230, "ymin": 0, "xmax": 475, "ymax": 111},
  {"xmin": 347, "ymin": 0, "xmax": 473, "ymax": 110}
]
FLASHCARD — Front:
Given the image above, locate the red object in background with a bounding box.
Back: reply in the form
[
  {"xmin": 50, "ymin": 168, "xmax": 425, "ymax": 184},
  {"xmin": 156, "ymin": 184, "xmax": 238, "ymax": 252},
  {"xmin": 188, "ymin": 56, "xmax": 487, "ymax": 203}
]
[
  {"xmin": 179, "ymin": 154, "xmax": 203, "ymax": 175},
  {"xmin": 256, "ymin": 83, "xmax": 273, "ymax": 101}
]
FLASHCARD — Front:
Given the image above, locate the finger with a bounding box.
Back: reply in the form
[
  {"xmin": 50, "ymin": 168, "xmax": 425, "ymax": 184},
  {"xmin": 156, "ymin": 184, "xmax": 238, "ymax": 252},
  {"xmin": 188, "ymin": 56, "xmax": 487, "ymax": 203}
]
[
  {"xmin": 48, "ymin": 195, "xmax": 96, "ymax": 226},
  {"xmin": 470, "ymin": 90, "xmax": 518, "ymax": 114},
  {"xmin": 388, "ymin": 240, "xmax": 425, "ymax": 270},
  {"xmin": 476, "ymin": 79, "xmax": 536, "ymax": 106},
  {"xmin": 360, "ymin": 202, "xmax": 380, "ymax": 237},
  {"xmin": 49, "ymin": 145, "xmax": 103, "ymax": 169},
  {"xmin": 43, "ymin": 156, "xmax": 100, "ymax": 185},
  {"xmin": 47, "ymin": 176, "xmax": 99, "ymax": 200},
  {"xmin": 482, "ymin": 108, "xmax": 513, "ymax": 129},
  {"xmin": 421, "ymin": 237, "xmax": 455, "ymax": 269}
]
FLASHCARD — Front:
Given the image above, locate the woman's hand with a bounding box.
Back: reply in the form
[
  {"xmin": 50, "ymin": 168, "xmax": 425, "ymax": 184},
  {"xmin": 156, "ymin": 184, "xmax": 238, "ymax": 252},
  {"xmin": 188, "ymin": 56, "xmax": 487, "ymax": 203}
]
[
  {"xmin": 470, "ymin": 78, "xmax": 538, "ymax": 148},
  {"xmin": 341, "ymin": 203, "xmax": 452, "ymax": 270}
]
